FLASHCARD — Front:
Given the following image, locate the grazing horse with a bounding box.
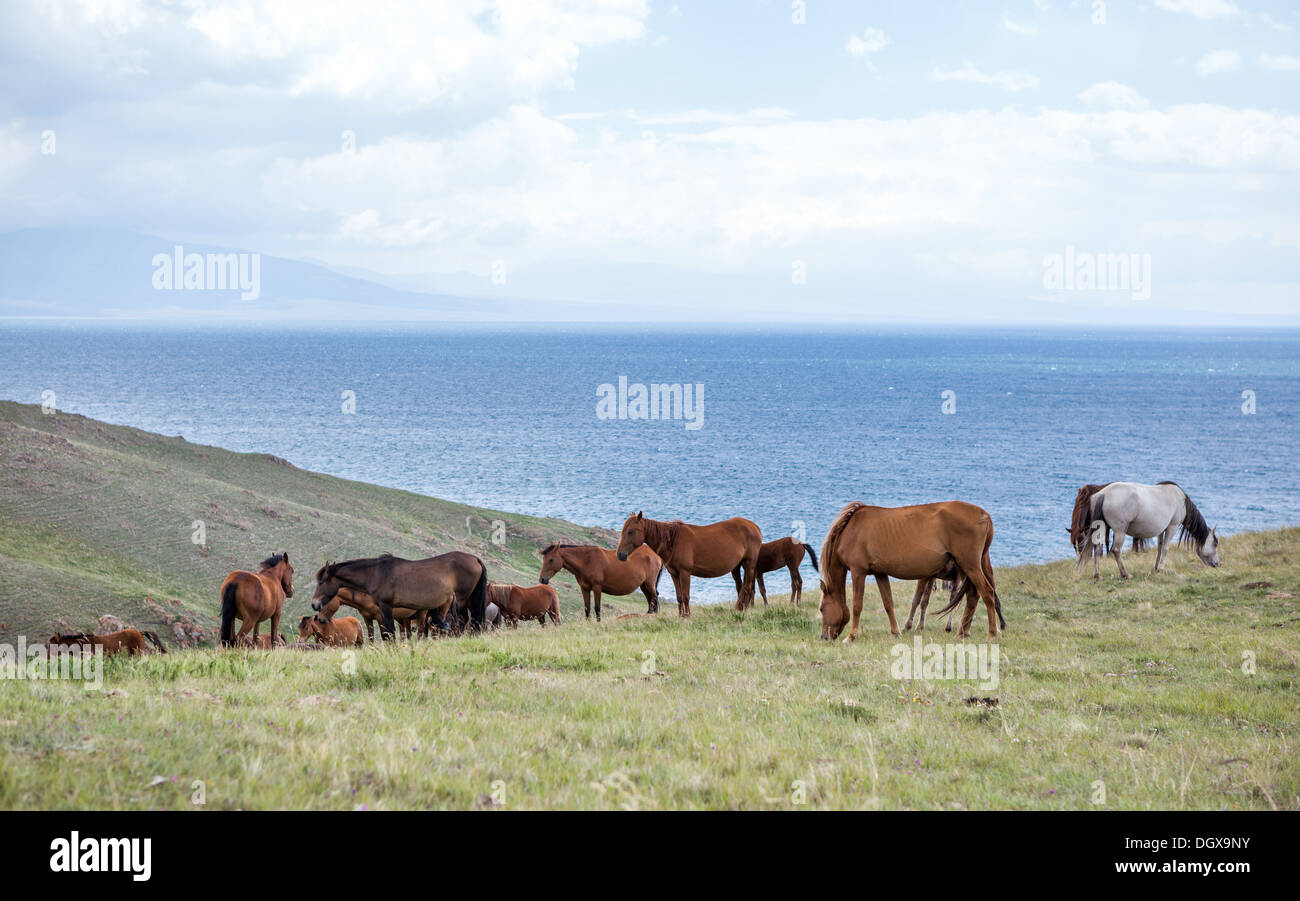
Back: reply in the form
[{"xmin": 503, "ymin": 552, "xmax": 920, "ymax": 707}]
[
  {"xmin": 616, "ymin": 512, "xmax": 762, "ymax": 615},
  {"xmin": 219, "ymin": 552, "xmax": 294, "ymax": 648},
  {"xmin": 49, "ymin": 629, "xmax": 167, "ymax": 656},
  {"xmin": 1080, "ymin": 481, "xmax": 1220, "ymax": 580},
  {"xmin": 298, "ymin": 614, "xmax": 365, "ymax": 647},
  {"xmin": 753, "ymin": 537, "xmax": 819, "ymax": 605},
  {"xmin": 488, "ymin": 583, "xmax": 561, "ymax": 628},
  {"xmin": 538, "ymin": 544, "xmax": 664, "ymax": 621},
  {"xmin": 310, "ymin": 551, "xmax": 488, "ymax": 640},
  {"xmin": 818, "ymin": 501, "xmax": 1004, "ymax": 641},
  {"xmin": 316, "ymin": 584, "xmax": 425, "ymax": 641}
]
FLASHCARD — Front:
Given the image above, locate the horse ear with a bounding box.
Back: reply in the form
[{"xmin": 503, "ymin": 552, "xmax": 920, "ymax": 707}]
[
  {"xmin": 282, "ymin": 551, "xmax": 289, "ymax": 563},
  {"xmin": 636, "ymin": 511, "xmax": 643, "ymax": 520}
]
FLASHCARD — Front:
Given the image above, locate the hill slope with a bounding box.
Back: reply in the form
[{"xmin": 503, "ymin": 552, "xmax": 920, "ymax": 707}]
[{"xmin": 0, "ymin": 401, "xmax": 616, "ymax": 643}]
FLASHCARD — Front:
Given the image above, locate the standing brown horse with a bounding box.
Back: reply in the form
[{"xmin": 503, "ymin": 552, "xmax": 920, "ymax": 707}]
[
  {"xmin": 219, "ymin": 552, "xmax": 294, "ymax": 648},
  {"xmin": 310, "ymin": 551, "xmax": 488, "ymax": 640},
  {"xmin": 538, "ymin": 544, "xmax": 663, "ymax": 620},
  {"xmin": 818, "ymin": 501, "xmax": 1003, "ymax": 641},
  {"xmin": 487, "ymin": 583, "xmax": 561, "ymax": 628},
  {"xmin": 616, "ymin": 512, "xmax": 761, "ymax": 615},
  {"xmin": 753, "ymin": 537, "xmax": 819, "ymax": 605}
]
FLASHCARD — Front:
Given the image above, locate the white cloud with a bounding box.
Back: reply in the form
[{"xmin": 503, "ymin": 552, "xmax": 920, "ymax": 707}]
[
  {"xmin": 932, "ymin": 64, "xmax": 1038, "ymax": 92},
  {"xmin": 1196, "ymin": 49, "xmax": 1241, "ymax": 75},
  {"xmin": 1260, "ymin": 53, "xmax": 1300, "ymax": 71},
  {"xmin": 1153, "ymin": 0, "xmax": 1240, "ymax": 20},
  {"xmin": 1001, "ymin": 16, "xmax": 1037, "ymax": 36},
  {"xmin": 1078, "ymin": 82, "xmax": 1150, "ymax": 111},
  {"xmin": 846, "ymin": 27, "xmax": 887, "ymax": 62}
]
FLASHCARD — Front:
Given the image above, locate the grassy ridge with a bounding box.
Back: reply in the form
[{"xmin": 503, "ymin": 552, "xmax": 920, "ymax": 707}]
[
  {"xmin": 0, "ymin": 403, "xmax": 1297, "ymax": 809},
  {"xmin": 0, "ymin": 401, "xmax": 615, "ymax": 643}
]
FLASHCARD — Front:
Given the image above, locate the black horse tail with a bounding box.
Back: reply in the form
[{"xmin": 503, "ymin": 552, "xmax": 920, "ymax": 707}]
[
  {"xmin": 219, "ymin": 582, "xmax": 238, "ymax": 648},
  {"xmin": 802, "ymin": 543, "xmax": 819, "ymax": 572},
  {"xmin": 468, "ymin": 558, "xmax": 488, "ymax": 629},
  {"xmin": 655, "ymin": 559, "xmax": 665, "ymax": 592},
  {"xmin": 141, "ymin": 630, "xmax": 168, "ymax": 654},
  {"xmin": 994, "ymin": 592, "xmax": 1006, "ymax": 631}
]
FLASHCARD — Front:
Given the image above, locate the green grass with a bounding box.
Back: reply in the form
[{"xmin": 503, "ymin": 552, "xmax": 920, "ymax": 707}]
[{"xmin": 1, "ymin": 402, "xmax": 1297, "ymax": 809}]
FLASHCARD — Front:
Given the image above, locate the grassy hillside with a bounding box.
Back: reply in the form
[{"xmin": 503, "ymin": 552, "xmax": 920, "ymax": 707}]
[
  {"xmin": 0, "ymin": 403, "xmax": 1296, "ymax": 809},
  {"xmin": 0, "ymin": 401, "xmax": 616, "ymax": 643}
]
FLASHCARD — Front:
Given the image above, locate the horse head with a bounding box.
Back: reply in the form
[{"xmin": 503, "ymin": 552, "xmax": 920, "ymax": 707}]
[
  {"xmin": 1197, "ymin": 527, "xmax": 1221, "ymax": 567},
  {"xmin": 538, "ymin": 545, "xmax": 565, "ymax": 584},
  {"xmin": 616, "ymin": 512, "xmax": 645, "ymax": 561},
  {"xmin": 818, "ymin": 578, "xmax": 848, "ymax": 640},
  {"xmin": 310, "ymin": 561, "xmax": 339, "ymax": 611}
]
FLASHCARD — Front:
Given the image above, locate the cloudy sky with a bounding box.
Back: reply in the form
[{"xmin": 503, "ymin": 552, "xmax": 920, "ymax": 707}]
[{"xmin": 2, "ymin": 0, "xmax": 1298, "ymax": 322}]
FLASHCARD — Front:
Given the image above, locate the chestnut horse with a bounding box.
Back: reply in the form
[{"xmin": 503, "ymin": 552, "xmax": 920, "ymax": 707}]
[
  {"xmin": 219, "ymin": 552, "xmax": 294, "ymax": 648},
  {"xmin": 616, "ymin": 512, "xmax": 761, "ymax": 616},
  {"xmin": 316, "ymin": 584, "xmax": 425, "ymax": 641},
  {"xmin": 487, "ymin": 583, "xmax": 561, "ymax": 627},
  {"xmin": 298, "ymin": 614, "xmax": 365, "ymax": 647},
  {"xmin": 818, "ymin": 501, "xmax": 1004, "ymax": 641},
  {"xmin": 310, "ymin": 551, "xmax": 487, "ymax": 640},
  {"xmin": 754, "ymin": 537, "xmax": 819, "ymax": 606},
  {"xmin": 538, "ymin": 544, "xmax": 663, "ymax": 621},
  {"xmin": 49, "ymin": 629, "xmax": 166, "ymax": 656}
]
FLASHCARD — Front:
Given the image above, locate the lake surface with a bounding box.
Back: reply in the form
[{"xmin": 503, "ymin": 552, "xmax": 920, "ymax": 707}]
[{"xmin": 2, "ymin": 322, "xmax": 1296, "ymax": 602}]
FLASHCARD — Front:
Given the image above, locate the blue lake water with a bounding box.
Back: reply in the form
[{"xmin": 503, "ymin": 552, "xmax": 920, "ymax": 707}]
[{"xmin": 2, "ymin": 322, "xmax": 1297, "ymax": 602}]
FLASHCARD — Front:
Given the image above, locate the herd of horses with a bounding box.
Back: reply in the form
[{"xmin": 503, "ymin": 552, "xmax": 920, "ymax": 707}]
[{"xmin": 203, "ymin": 480, "xmax": 1220, "ymax": 650}]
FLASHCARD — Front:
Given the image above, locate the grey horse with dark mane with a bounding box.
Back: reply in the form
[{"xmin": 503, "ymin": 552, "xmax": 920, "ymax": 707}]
[
  {"xmin": 1079, "ymin": 481, "xmax": 1219, "ymax": 579},
  {"xmin": 310, "ymin": 551, "xmax": 488, "ymax": 639}
]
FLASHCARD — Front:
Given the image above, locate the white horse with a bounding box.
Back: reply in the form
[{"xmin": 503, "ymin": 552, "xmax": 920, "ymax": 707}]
[{"xmin": 1083, "ymin": 481, "xmax": 1219, "ymax": 579}]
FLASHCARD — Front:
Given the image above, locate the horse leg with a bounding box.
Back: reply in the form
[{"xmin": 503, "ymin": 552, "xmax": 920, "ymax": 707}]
[
  {"xmin": 268, "ymin": 611, "xmax": 280, "ymax": 652},
  {"xmin": 1110, "ymin": 528, "xmax": 1131, "ymax": 580},
  {"xmin": 378, "ymin": 602, "xmax": 396, "ymax": 642},
  {"xmin": 581, "ymin": 586, "xmax": 592, "ymax": 620},
  {"xmin": 593, "ymin": 589, "xmax": 602, "ymax": 623},
  {"xmin": 1155, "ymin": 524, "xmax": 1176, "ymax": 573},
  {"xmin": 731, "ymin": 567, "xmax": 744, "ymax": 611},
  {"xmin": 957, "ymin": 566, "xmax": 999, "ymax": 640},
  {"xmin": 741, "ymin": 552, "xmax": 757, "ymax": 611},
  {"xmin": 757, "ymin": 572, "xmax": 768, "ymax": 606},
  {"xmin": 903, "ymin": 579, "xmax": 927, "ymax": 632},
  {"xmin": 640, "ymin": 581, "xmax": 656, "ymax": 615},
  {"xmin": 790, "ymin": 566, "xmax": 802, "ymax": 606},
  {"xmin": 364, "ymin": 615, "xmax": 375, "ymax": 642},
  {"xmin": 674, "ymin": 569, "xmax": 691, "ymax": 617},
  {"xmin": 843, "ymin": 570, "xmax": 868, "ymax": 642},
  {"xmin": 875, "ymin": 574, "xmax": 901, "ymax": 638}
]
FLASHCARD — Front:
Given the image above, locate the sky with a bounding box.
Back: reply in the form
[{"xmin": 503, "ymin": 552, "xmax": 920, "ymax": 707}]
[{"xmin": 1, "ymin": 0, "xmax": 1298, "ymax": 322}]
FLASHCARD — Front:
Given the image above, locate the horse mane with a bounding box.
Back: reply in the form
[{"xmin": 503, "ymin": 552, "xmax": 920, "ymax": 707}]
[
  {"xmin": 259, "ymin": 552, "xmax": 288, "ymax": 570},
  {"xmin": 820, "ymin": 502, "xmax": 866, "ymax": 580},
  {"xmin": 643, "ymin": 518, "xmax": 682, "ymax": 560},
  {"xmin": 1175, "ymin": 488, "xmax": 1212, "ymax": 547},
  {"xmin": 486, "ymin": 582, "xmax": 513, "ymax": 606},
  {"xmin": 539, "ymin": 543, "xmax": 587, "ymax": 555},
  {"xmin": 52, "ymin": 631, "xmax": 96, "ymax": 643}
]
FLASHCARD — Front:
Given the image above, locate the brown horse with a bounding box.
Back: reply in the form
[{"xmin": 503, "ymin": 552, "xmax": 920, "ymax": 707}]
[
  {"xmin": 48, "ymin": 629, "xmax": 166, "ymax": 656},
  {"xmin": 1069, "ymin": 482, "xmax": 1149, "ymax": 562},
  {"xmin": 900, "ymin": 561, "xmax": 969, "ymax": 632},
  {"xmin": 316, "ymin": 584, "xmax": 424, "ymax": 641},
  {"xmin": 298, "ymin": 614, "xmax": 365, "ymax": 647},
  {"xmin": 310, "ymin": 552, "xmax": 488, "ymax": 640},
  {"xmin": 616, "ymin": 512, "xmax": 761, "ymax": 616},
  {"xmin": 237, "ymin": 632, "xmax": 287, "ymax": 649},
  {"xmin": 818, "ymin": 501, "xmax": 1004, "ymax": 641},
  {"xmin": 219, "ymin": 552, "xmax": 294, "ymax": 648},
  {"xmin": 538, "ymin": 543, "xmax": 663, "ymax": 621},
  {"xmin": 754, "ymin": 537, "xmax": 819, "ymax": 605},
  {"xmin": 487, "ymin": 583, "xmax": 561, "ymax": 628}
]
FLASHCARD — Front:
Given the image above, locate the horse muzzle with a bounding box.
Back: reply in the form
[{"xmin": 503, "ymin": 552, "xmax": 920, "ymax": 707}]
[{"xmin": 539, "ymin": 576, "xmax": 549, "ymax": 584}]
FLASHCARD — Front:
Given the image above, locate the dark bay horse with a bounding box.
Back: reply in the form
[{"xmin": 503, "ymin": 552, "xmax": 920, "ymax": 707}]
[
  {"xmin": 310, "ymin": 551, "xmax": 488, "ymax": 640},
  {"xmin": 616, "ymin": 512, "xmax": 761, "ymax": 616},
  {"xmin": 754, "ymin": 537, "xmax": 819, "ymax": 605},
  {"xmin": 538, "ymin": 543, "xmax": 663, "ymax": 620},
  {"xmin": 818, "ymin": 502, "xmax": 1004, "ymax": 641},
  {"xmin": 219, "ymin": 552, "xmax": 294, "ymax": 648},
  {"xmin": 487, "ymin": 583, "xmax": 561, "ymax": 628}
]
